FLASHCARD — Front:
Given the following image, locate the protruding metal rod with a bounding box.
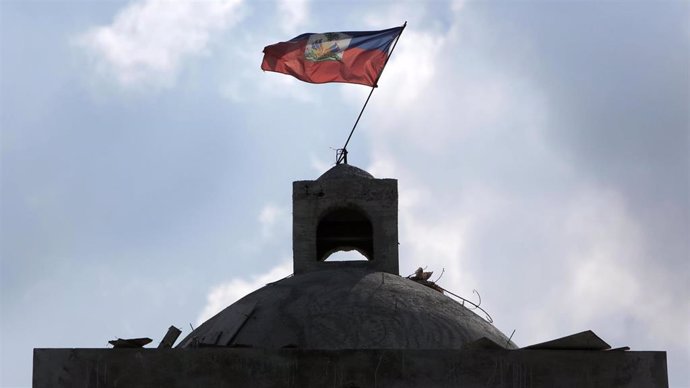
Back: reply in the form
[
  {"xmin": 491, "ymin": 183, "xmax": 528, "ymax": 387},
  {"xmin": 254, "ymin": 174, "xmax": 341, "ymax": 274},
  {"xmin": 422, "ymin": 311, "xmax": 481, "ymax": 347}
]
[
  {"xmin": 336, "ymin": 22, "xmax": 407, "ymax": 165},
  {"xmin": 507, "ymin": 329, "xmax": 516, "ymax": 347}
]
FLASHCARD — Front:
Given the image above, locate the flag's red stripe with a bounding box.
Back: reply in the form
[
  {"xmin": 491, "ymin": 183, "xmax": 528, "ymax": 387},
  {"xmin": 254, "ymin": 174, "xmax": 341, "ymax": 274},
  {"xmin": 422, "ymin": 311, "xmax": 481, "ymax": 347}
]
[{"xmin": 261, "ymin": 40, "xmax": 389, "ymax": 87}]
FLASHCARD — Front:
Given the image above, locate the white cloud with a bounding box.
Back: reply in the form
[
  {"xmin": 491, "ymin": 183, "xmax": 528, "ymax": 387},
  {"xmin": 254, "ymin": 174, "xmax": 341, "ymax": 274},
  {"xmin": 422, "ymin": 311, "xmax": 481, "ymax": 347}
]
[
  {"xmin": 366, "ymin": 152, "xmax": 400, "ymax": 178},
  {"xmin": 367, "ymin": 156, "xmax": 480, "ymax": 296},
  {"xmin": 217, "ymin": 31, "xmax": 318, "ymax": 103},
  {"xmin": 77, "ymin": 0, "xmax": 244, "ymax": 88},
  {"xmin": 343, "ymin": 7, "xmax": 548, "ymax": 156},
  {"xmin": 277, "ymin": 0, "xmax": 309, "ymax": 34},
  {"xmin": 258, "ymin": 203, "xmax": 289, "ymax": 238},
  {"xmin": 310, "ymin": 154, "xmax": 332, "ymax": 174},
  {"xmin": 196, "ymin": 260, "xmax": 292, "ymax": 324},
  {"xmin": 376, "ymin": 30, "xmax": 445, "ymax": 105},
  {"xmin": 257, "ymin": 72, "xmax": 318, "ymax": 102},
  {"xmin": 451, "ymin": 0, "xmax": 467, "ymax": 13},
  {"xmin": 340, "ymin": 27, "xmax": 445, "ymax": 108},
  {"xmin": 400, "ymin": 209, "xmax": 470, "ymax": 281},
  {"xmin": 222, "ymin": 60, "xmax": 319, "ymax": 103}
]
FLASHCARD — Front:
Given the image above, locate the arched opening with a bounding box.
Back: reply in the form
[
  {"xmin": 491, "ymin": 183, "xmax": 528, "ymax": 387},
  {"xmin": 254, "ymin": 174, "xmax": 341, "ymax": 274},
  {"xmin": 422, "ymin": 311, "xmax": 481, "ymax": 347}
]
[
  {"xmin": 316, "ymin": 207, "xmax": 373, "ymax": 262},
  {"xmin": 323, "ymin": 250, "xmax": 369, "ymax": 262}
]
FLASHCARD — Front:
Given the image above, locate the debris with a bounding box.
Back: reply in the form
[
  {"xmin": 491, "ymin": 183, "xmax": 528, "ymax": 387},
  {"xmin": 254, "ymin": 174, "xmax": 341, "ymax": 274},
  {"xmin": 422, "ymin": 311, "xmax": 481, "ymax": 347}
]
[
  {"xmin": 524, "ymin": 330, "xmax": 611, "ymax": 351},
  {"xmin": 108, "ymin": 338, "xmax": 152, "ymax": 348},
  {"xmin": 158, "ymin": 326, "xmax": 182, "ymax": 348},
  {"xmin": 406, "ymin": 267, "xmax": 494, "ymax": 323},
  {"xmin": 179, "ymin": 300, "xmax": 256, "ymax": 348},
  {"xmin": 407, "ymin": 267, "xmax": 444, "ymax": 293},
  {"xmin": 410, "ymin": 267, "xmax": 434, "ymax": 281}
]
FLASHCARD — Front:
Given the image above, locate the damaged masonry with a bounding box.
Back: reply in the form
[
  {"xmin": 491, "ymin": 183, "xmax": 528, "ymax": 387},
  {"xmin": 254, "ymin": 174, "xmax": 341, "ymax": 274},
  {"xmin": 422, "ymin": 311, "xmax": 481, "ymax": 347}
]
[{"xmin": 33, "ymin": 164, "xmax": 668, "ymax": 387}]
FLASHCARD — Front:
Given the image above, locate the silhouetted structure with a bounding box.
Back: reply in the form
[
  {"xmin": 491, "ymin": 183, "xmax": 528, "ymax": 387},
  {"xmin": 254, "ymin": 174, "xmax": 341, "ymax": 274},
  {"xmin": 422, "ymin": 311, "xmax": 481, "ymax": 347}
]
[{"xmin": 34, "ymin": 164, "xmax": 668, "ymax": 387}]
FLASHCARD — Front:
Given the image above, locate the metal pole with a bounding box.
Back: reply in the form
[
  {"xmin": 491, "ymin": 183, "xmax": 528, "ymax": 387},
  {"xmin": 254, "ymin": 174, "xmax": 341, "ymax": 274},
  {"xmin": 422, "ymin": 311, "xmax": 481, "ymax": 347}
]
[{"xmin": 337, "ymin": 22, "xmax": 407, "ymax": 164}]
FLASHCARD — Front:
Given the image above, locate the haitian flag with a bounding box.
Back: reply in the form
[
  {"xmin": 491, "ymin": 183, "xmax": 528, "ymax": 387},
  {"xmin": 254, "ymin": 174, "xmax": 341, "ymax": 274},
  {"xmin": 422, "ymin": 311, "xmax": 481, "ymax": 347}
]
[{"xmin": 261, "ymin": 26, "xmax": 404, "ymax": 87}]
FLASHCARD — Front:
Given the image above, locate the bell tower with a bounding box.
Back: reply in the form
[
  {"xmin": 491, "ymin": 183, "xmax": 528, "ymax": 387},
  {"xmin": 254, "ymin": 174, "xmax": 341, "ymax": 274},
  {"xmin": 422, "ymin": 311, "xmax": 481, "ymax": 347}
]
[{"xmin": 292, "ymin": 164, "xmax": 399, "ymax": 275}]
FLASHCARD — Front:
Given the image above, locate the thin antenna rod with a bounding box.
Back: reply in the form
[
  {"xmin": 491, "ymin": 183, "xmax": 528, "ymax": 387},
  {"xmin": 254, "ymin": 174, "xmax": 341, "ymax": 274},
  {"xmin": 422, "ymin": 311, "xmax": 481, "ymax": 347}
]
[
  {"xmin": 507, "ymin": 329, "xmax": 516, "ymax": 347},
  {"xmin": 337, "ymin": 22, "xmax": 407, "ymax": 164}
]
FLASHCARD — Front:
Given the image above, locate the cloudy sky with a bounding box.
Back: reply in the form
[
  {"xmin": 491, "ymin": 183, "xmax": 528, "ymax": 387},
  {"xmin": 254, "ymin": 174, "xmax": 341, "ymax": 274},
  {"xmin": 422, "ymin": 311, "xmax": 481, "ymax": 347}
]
[{"xmin": 1, "ymin": 0, "xmax": 688, "ymax": 386}]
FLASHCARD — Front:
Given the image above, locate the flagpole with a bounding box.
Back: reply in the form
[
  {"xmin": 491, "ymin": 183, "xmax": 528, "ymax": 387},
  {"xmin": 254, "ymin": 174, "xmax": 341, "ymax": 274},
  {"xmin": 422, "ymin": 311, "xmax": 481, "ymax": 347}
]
[{"xmin": 337, "ymin": 21, "xmax": 407, "ymax": 165}]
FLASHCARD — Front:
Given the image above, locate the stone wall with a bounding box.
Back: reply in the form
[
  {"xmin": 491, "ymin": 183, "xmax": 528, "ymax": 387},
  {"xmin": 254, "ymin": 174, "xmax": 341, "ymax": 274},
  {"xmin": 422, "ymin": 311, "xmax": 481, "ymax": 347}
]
[{"xmin": 292, "ymin": 176, "xmax": 398, "ymax": 275}]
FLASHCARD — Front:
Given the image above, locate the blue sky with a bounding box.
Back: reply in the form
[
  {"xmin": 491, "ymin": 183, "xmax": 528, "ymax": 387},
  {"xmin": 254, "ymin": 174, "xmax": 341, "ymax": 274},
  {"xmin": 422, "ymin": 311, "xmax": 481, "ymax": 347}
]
[{"xmin": 1, "ymin": 0, "xmax": 688, "ymax": 386}]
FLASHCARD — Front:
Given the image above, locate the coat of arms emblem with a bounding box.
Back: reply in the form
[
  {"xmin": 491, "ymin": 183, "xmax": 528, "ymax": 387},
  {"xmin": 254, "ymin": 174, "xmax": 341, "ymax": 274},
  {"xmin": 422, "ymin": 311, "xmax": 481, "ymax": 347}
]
[{"xmin": 305, "ymin": 33, "xmax": 352, "ymax": 62}]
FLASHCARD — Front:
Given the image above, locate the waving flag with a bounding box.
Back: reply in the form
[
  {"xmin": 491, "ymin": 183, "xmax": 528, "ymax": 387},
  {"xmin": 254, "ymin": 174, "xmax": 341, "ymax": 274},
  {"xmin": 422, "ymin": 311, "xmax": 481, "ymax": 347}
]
[{"xmin": 261, "ymin": 26, "xmax": 404, "ymax": 87}]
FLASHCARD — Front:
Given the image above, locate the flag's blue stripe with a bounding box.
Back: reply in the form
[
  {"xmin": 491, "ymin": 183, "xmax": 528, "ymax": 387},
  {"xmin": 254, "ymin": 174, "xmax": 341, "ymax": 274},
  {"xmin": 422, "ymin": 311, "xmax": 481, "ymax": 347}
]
[
  {"xmin": 289, "ymin": 27, "xmax": 402, "ymax": 52},
  {"xmin": 348, "ymin": 28, "xmax": 401, "ymax": 51}
]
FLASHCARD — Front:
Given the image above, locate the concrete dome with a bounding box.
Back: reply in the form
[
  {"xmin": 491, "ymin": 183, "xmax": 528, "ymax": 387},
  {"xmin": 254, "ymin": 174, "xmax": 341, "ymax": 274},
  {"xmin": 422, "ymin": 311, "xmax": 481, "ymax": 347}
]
[
  {"xmin": 317, "ymin": 164, "xmax": 374, "ymax": 181},
  {"xmin": 178, "ymin": 268, "xmax": 517, "ymax": 350}
]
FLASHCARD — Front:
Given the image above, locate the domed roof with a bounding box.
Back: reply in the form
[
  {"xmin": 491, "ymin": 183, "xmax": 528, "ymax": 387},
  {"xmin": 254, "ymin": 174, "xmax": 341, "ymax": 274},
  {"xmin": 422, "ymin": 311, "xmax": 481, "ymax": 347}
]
[
  {"xmin": 317, "ymin": 164, "xmax": 374, "ymax": 181},
  {"xmin": 178, "ymin": 268, "xmax": 517, "ymax": 350}
]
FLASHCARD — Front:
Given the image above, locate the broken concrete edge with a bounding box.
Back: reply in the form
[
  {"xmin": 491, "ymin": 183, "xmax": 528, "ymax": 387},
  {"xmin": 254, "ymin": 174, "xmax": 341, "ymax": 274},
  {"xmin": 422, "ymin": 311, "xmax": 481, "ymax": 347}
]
[
  {"xmin": 524, "ymin": 330, "xmax": 611, "ymax": 350},
  {"xmin": 107, "ymin": 338, "xmax": 152, "ymax": 348},
  {"xmin": 81, "ymin": 334, "xmax": 637, "ymax": 353},
  {"xmin": 158, "ymin": 326, "xmax": 182, "ymax": 348}
]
